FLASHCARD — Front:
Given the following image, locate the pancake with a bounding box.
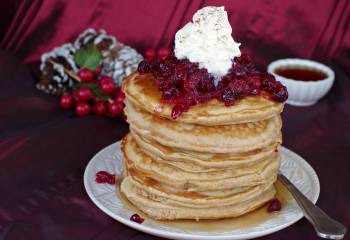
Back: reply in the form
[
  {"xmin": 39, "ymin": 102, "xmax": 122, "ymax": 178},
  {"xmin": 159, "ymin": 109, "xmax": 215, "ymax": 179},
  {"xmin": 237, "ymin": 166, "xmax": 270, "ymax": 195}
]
[
  {"xmin": 122, "ymin": 72, "xmax": 284, "ymax": 125},
  {"xmin": 121, "ymin": 134, "xmax": 280, "ymax": 191},
  {"xmin": 123, "ymin": 174, "xmax": 275, "ymax": 209},
  {"xmin": 120, "ymin": 176, "xmax": 276, "ymax": 220},
  {"xmin": 125, "ymin": 100, "xmax": 282, "ymax": 153},
  {"xmin": 132, "ymin": 131, "xmax": 280, "ymax": 172}
]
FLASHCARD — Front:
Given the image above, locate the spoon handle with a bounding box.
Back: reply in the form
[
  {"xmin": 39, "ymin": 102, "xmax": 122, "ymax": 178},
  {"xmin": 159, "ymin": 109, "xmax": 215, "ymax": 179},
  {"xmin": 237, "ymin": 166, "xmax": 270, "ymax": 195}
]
[{"xmin": 278, "ymin": 174, "xmax": 347, "ymax": 239}]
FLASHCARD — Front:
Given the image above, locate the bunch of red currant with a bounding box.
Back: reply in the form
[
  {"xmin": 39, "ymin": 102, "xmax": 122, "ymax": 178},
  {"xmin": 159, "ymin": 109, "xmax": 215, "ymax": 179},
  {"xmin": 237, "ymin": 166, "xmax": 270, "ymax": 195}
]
[
  {"xmin": 59, "ymin": 67, "xmax": 125, "ymax": 117},
  {"xmin": 143, "ymin": 47, "xmax": 171, "ymax": 60}
]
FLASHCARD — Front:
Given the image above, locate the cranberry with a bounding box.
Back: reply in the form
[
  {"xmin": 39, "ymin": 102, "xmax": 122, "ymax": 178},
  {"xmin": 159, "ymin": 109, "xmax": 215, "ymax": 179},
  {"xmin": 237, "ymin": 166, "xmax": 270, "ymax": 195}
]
[
  {"xmin": 60, "ymin": 94, "xmax": 74, "ymax": 109},
  {"xmin": 75, "ymin": 87, "xmax": 93, "ymax": 101},
  {"xmin": 144, "ymin": 48, "xmax": 157, "ymax": 60},
  {"xmin": 162, "ymin": 87, "xmax": 179, "ymax": 101},
  {"xmin": 267, "ymin": 198, "xmax": 282, "ymax": 213},
  {"xmin": 171, "ymin": 104, "xmax": 189, "ymax": 119},
  {"xmin": 237, "ymin": 53, "xmax": 252, "ymax": 64},
  {"xmin": 75, "ymin": 102, "xmax": 91, "ymax": 117},
  {"xmin": 157, "ymin": 47, "xmax": 171, "ymax": 59},
  {"xmin": 248, "ymin": 75, "xmax": 262, "ymax": 89},
  {"xmin": 93, "ymin": 102, "xmax": 107, "ymax": 115},
  {"xmin": 185, "ymin": 69, "xmax": 211, "ymax": 92},
  {"xmin": 221, "ymin": 88, "xmax": 236, "ymax": 105},
  {"xmin": 272, "ymin": 82, "xmax": 288, "ymax": 102},
  {"xmin": 130, "ymin": 214, "xmax": 144, "ymax": 224},
  {"xmin": 78, "ymin": 68, "xmax": 94, "ymax": 82},
  {"xmin": 173, "ymin": 64, "xmax": 188, "ymax": 80},
  {"xmin": 138, "ymin": 60, "xmax": 151, "ymax": 73},
  {"xmin": 108, "ymin": 101, "xmax": 124, "ymax": 116},
  {"xmin": 95, "ymin": 171, "xmax": 115, "ymax": 184},
  {"xmin": 261, "ymin": 73, "xmax": 276, "ymax": 91},
  {"xmin": 157, "ymin": 62, "xmax": 173, "ymax": 77},
  {"xmin": 232, "ymin": 54, "xmax": 258, "ymax": 77},
  {"xmin": 250, "ymin": 88, "xmax": 260, "ymax": 95}
]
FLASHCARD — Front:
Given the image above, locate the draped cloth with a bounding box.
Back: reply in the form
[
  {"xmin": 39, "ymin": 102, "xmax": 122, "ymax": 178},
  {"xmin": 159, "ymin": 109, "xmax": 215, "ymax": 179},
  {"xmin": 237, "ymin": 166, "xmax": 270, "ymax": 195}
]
[
  {"xmin": 1, "ymin": 0, "xmax": 350, "ymax": 71},
  {"xmin": 0, "ymin": 1, "xmax": 349, "ymax": 240}
]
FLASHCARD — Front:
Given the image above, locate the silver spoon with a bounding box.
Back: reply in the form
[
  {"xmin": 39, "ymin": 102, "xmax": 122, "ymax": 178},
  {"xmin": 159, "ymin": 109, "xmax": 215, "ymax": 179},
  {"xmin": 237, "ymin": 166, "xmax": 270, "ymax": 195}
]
[{"xmin": 278, "ymin": 173, "xmax": 347, "ymax": 239}]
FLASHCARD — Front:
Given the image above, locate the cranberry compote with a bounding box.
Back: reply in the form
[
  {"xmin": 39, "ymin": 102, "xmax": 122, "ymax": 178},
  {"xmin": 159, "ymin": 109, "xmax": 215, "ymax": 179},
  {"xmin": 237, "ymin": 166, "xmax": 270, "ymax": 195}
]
[
  {"xmin": 137, "ymin": 53, "xmax": 288, "ymax": 119},
  {"xmin": 95, "ymin": 171, "xmax": 116, "ymax": 185}
]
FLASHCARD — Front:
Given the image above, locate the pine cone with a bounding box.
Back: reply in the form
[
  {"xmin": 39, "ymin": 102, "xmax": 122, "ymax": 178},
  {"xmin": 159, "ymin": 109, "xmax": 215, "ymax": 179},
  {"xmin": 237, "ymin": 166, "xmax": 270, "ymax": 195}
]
[
  {"xmin": 37, "ymin": 44, "xmax": 78, "ymax": 95},
  {"xmin": 38, "ymin": 28, "xmax": 143, "ymax": 94},
  {"xmin": 74, "ymin": 28, "xmax": 116, "ymax": 57},
  {"xmin": 102, "ymin": 44, "xmax": 143, "ymax": 87}
]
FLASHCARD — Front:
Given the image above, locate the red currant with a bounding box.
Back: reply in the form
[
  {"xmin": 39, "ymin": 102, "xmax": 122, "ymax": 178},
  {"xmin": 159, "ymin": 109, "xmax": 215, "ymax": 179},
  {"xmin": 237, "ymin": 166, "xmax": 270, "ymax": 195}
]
[
  {"xmin": 108, "ymin": 101, "xmax": 124, "ymax": 116},
  {"xmin": 94, "ymin": 66, "xmax": 102, "ymax": 77},
  {"xmin": 144, "ymin": 48, "xmax": 157, "ymax": 60},
  {"xmin": 115, "ymin": 90, "xmax": 125, "ymax": 103},
  {"xmin": 75, "ymin": 87, "xmax": 93, "ymax": 101},
  {"xmin": 93, "ymin": 102, "xmax": 107, "ymax": 115},
  {"xmin": 60, "ymin": 94, "xmax": 74, "ymax": 109},
  {"xmin": 78, "ymin": 68, "xmax": 94, "ymax": 82},
  {"xmin": 75, "ymin": 102, "xmax": 91, "ymax": 117},
  {"xmin": 100, "ymin": 76, "xmax": 114, "ymax": 85},
  {"xmin": 72, "ymin": 91, "xmax": 80, "ymax": 101},
  {"xmin": 101, "ymin": 82, "xmax": 116, "ymax": 94},
  {"xmin": 157, "ymin": 47, "xmax": 171, "ymax": 59}
]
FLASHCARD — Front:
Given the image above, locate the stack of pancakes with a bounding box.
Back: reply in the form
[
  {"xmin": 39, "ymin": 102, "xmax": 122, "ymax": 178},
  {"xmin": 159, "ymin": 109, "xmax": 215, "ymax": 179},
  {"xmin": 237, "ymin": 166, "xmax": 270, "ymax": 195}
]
[{"xmin": 120, "ymin": 72, "xmax": 284, "ymax": 220}]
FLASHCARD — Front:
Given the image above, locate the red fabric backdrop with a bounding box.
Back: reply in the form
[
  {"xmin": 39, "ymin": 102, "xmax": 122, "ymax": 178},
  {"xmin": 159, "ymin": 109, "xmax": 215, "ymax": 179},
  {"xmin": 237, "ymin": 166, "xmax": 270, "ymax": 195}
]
[{"xmin": 1, "ymin": 0, "xmax": 350, "ymax": 71}]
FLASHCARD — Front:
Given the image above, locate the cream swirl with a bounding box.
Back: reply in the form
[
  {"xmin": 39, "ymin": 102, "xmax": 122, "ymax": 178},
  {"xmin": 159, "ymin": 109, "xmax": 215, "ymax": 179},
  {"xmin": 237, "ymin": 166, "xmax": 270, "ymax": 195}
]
[{"xmin": 174, "ymin": 6, "xmax": 241, "ymax": 84}]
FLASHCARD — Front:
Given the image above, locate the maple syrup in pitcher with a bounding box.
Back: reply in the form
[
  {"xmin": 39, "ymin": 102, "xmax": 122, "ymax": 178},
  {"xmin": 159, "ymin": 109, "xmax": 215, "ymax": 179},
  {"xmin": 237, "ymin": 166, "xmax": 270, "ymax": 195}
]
[
  {"xmin": 117, "ymin": 180, "xmax": 292, "ymax": 232},
  {"xmin": 274, "ymin": 67, "xmax": 327, "ymax": 81}
]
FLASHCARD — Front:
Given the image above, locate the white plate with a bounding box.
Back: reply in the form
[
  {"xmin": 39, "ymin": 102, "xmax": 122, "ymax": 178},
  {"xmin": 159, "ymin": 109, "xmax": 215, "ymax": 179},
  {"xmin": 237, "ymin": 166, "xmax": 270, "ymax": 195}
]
[{"xmin": 84, "ymin": 141, "xmax": 320, "ymax": 240}]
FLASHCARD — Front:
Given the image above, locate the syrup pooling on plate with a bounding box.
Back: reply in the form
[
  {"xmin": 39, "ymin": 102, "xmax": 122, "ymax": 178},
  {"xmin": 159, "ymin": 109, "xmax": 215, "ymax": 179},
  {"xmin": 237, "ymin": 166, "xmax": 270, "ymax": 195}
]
[
  {"xmin": 117, "ymin": 180, "xmax": 290, "ymax": 232},
  {"xmin": 138, "ymin": 53, "xmax": 288, "ymax": 119}
]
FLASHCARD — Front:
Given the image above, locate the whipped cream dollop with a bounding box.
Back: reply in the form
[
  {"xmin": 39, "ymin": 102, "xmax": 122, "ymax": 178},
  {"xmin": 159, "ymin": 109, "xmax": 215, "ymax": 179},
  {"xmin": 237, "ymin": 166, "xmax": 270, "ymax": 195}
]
[{"xmin": 174, "ymin": 6, "xmax": 241, "ymax": 84}]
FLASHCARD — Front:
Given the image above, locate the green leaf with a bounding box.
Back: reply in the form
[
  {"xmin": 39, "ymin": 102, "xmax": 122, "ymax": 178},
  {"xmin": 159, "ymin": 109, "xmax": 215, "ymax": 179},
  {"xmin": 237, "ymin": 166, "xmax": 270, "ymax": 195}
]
[
  {"xmin": 75, "ymin": 82, "xmax": 99, "ymax": 89},
  {"xmin": 74, "ymin": 45, "xmax": 102, "ymax": 71},
  {"xmin": 91, "ymin": 87, "xmax": 110, "ymax": 101}
]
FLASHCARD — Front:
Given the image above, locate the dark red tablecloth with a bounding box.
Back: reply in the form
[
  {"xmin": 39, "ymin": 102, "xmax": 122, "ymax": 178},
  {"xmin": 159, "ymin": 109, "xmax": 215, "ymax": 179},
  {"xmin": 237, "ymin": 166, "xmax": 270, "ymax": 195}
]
[{"xmin": 0, "ymin": 46, "xmax": 349, "ymax": 240}]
